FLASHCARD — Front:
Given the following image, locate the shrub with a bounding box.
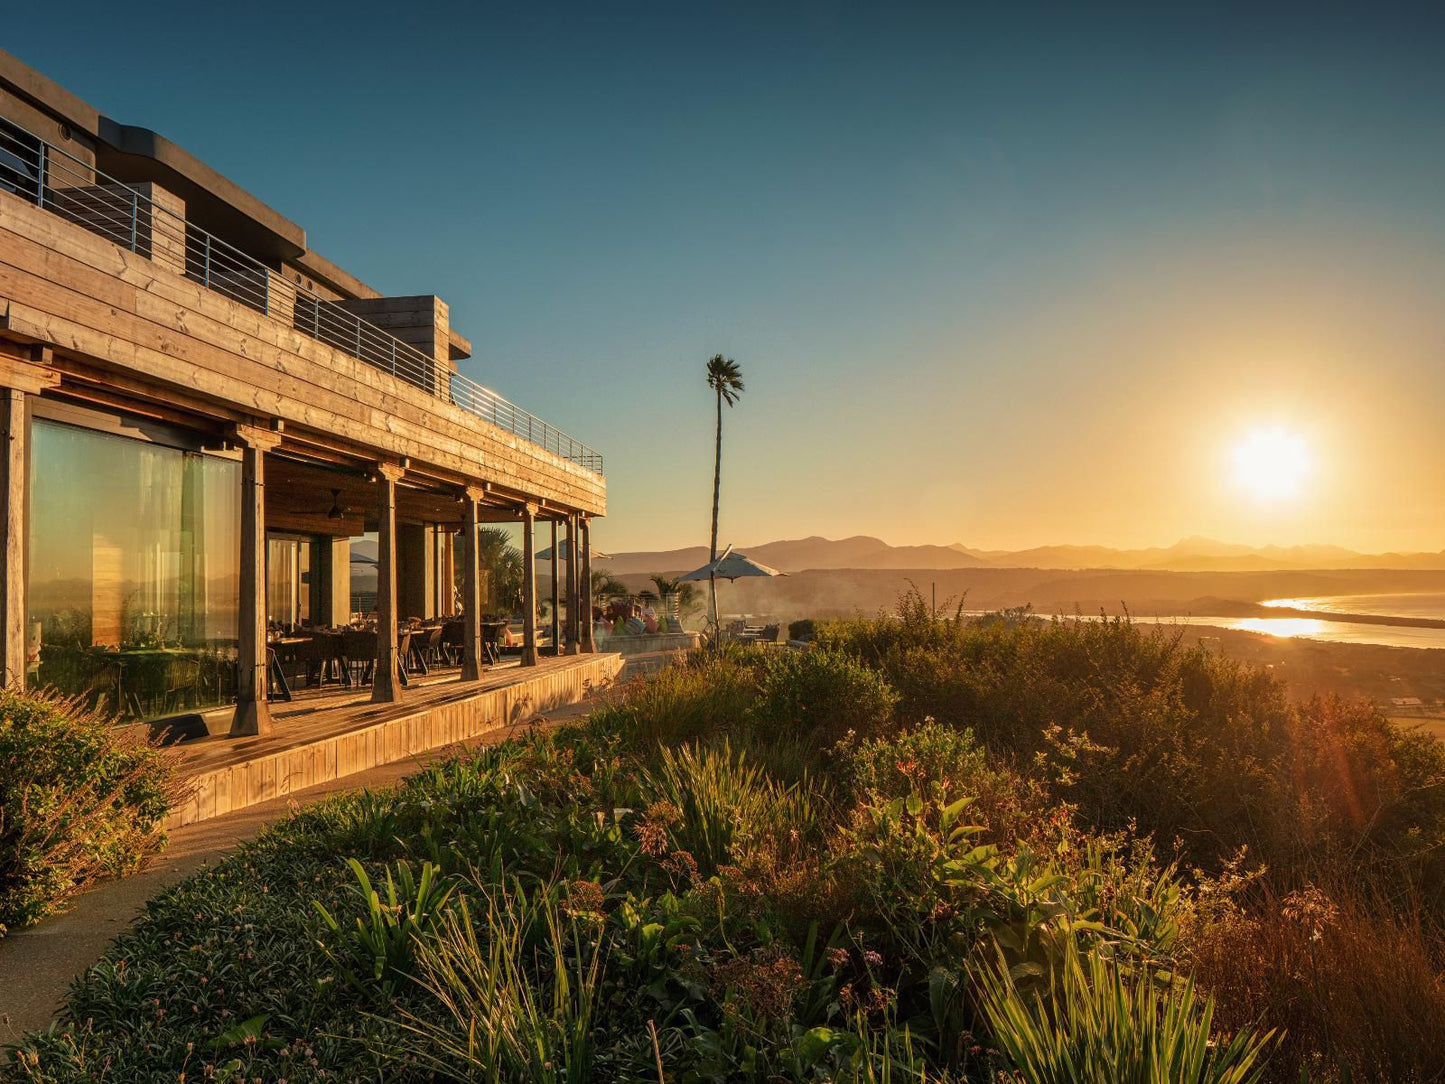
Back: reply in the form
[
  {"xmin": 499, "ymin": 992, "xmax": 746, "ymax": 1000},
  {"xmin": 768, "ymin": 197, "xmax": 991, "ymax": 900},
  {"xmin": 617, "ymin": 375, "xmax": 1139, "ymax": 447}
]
[
  {"xmin": 816, "ymin": 592, "xmax": 1445, "ymax": 888},
  {"xmin": 788, "ymin": 619, "xmax": 816, "ymax": 642},
  {"xmin": 0, "ymin": 687, "xmax": 181, "ymax": 932},
  {"xmin": 638, "ymin": 739, "xmax": 821, "ymax": 874},
  {"xmin": 835, "ymin": 721, "xmax": 1053, "ymax": 847},
  {"xmin": 751, "ymin": 648, "xmax": 899, "ymax": 745},
  {"xmin": 585, "ymin": 649, "xmax": 758, "ymax": 749}
]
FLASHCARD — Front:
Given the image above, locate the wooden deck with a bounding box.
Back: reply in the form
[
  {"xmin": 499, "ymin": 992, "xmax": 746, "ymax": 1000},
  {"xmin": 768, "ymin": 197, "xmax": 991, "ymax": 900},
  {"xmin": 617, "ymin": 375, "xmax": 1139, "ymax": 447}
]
[{"xmin": 165, "ymin": 652, "xmax": 622, "ymax": 829}]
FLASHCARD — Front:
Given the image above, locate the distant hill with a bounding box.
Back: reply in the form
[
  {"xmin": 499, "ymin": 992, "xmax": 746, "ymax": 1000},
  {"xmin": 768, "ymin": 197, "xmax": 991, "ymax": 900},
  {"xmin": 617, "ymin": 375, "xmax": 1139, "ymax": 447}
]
[{"xmin": 596, "ymin": 534, "xmax": 1445, "ymax": 575}]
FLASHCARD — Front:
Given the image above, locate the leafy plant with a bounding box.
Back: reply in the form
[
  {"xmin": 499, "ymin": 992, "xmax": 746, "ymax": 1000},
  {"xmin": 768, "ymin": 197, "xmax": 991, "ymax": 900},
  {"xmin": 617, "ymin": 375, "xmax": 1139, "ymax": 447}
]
[
  {"xmin": 314, "ymin": 857, "xmax": 455, "ymax": 996},
  {"xmin": 973, "ymin": 937, "xmax": 1275, "ymax": 1084}
]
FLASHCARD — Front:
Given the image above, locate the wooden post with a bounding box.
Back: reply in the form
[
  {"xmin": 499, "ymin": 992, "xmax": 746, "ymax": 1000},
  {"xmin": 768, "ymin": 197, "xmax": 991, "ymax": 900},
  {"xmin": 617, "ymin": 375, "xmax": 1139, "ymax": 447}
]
[
  {"xmin": 564, "ymin": 514, "xmax": 580, "ymax": 655},
  {"xmin": 549, "ymin": 518, "xmax": 560, "ymax": 655},
  {"xmin": 0, "ymin": 349, "xmax": 59, "ymax": 689},
  {"xmin": 372, "ymin": 462, "xmax": 406, "ymax": 703},
  {"xmin": 0, "ymin": 389, "xmax": 28, "ymax": 688},
  {"xmin": 230, "ymin": 424, "xmax": 282, "ymax": 736},
  {"xmin": 459, "ymin": 487, "xmax": 484, "ymax": 682},
  {"xmin": 521, "ymin": 502, "xmax": 538, "ymax": 666},
  {"xmin": 580, "ymin": 517, "xmax": 595, "ymax": 653}
]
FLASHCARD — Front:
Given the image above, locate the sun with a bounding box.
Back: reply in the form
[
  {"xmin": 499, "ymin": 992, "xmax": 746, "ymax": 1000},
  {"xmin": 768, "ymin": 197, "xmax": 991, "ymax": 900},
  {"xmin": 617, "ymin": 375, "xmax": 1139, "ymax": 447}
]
[{"xmin": 1231, "ymin": 427, "xmax": 1312, "ymax": 503}]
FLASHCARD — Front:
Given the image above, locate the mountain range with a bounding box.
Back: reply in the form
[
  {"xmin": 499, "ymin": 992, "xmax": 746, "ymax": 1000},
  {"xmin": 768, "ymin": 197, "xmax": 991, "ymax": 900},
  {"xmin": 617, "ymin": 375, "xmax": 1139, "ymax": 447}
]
[{"xmin": 596, "ymin": 535, "xmax": 1445, "ymax": 576}]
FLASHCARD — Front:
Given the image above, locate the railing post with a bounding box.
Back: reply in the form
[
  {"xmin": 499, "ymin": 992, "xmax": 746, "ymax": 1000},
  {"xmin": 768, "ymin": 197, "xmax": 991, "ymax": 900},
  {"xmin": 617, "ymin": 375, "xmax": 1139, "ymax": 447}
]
[
  {"xmin": 129, "ymin": 191, "xmax": 140, "ymax": 253},
  {"xmin": 203, "ymin": 234, "xmax": 212, "ymax": 289},
  {"xmin": 355, "ymin": 318, "xmax": 363, "ymax": 362},
  {"xmin": 34, "ymin": 143, "xmax": 46, "ymax": 208}
]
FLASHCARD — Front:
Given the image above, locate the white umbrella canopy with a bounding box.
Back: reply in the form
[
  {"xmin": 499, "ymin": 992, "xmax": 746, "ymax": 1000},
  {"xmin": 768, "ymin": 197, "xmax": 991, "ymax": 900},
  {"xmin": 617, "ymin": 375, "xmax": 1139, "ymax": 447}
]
[{"xmin": 677, "ymin": 550, "xmax": 785, "ymax": 582}]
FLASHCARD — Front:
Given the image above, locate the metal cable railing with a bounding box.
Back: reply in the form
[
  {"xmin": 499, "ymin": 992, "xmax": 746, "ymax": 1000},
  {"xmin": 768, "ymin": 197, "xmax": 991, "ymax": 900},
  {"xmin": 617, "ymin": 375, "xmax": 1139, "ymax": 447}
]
[{"xmin": 0, "ymin": 117, "xmax": 604, "ymax": 475}]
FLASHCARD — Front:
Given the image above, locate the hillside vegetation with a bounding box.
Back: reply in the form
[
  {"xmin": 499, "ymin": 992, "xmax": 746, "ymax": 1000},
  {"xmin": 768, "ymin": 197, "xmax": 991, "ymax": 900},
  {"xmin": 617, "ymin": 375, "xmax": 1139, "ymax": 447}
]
[{"xmin": 9, "ymin": 592, "xmax": 1444, "ymax": 1082}]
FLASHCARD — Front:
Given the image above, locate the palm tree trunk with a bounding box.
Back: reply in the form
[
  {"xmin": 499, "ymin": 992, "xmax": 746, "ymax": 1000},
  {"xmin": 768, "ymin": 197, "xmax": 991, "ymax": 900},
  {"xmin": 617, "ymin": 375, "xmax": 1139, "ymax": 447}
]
[{"xmin": 710, "ymin": 388, "xmax": 723, "ymax": 628}]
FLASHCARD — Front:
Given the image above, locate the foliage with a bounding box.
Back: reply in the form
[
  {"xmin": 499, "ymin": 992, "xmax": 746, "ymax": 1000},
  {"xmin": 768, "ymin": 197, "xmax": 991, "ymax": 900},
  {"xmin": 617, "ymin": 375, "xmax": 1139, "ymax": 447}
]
[
  {"xmin": 399, "ymin": 883, "xmax": 609, "ymax": 1084},
  {"xmin": 816, "ymin": 589, "xmax": 1445, "ymax": 892},
  {"xmin": 0, "ymin": 686, "xmax": 182, "ymax": 933},
  {"xmin": 592, "ymin": 569, "xmax": 631, "ymax": 599},
  {"xmin": 973, "ymin": 937, "xmax": 1275, "ymax": 1084},
  {"xmin": 477, "ymin": 526, "xmax": 524, "ymax": 612},
  {"xmin": 1187, "ymin": 879, "xmax": 1445, "ymax": 1084},
  {"xmin": 8, "ymin": 627, "xmax": 1441, "ymax": 1082},
  {"xmin": 751, "ymin": 647, "xmax": 900, "ymax": 745},
  {"xmin": 652, "ymin": 574, "xmax": 702, "ymax": 621},
  {"xmin": 313, "ymin": 858, "xmax": 455, "ymax": 998}
]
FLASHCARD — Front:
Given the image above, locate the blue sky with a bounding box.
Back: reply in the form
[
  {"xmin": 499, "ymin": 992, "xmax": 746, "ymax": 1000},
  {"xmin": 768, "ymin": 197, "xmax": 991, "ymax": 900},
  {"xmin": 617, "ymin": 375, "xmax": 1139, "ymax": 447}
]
[{"xmin": 8, "ymin": 3, "xmax": 1445, "ymax": 553}]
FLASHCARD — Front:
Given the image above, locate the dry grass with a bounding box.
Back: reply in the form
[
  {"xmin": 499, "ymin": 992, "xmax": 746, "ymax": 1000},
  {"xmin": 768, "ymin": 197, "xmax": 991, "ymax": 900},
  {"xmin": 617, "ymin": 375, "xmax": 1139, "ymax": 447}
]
[{"xmin": 1188, "ymin": 880, "xmax": 1445, "ymax": 1083}]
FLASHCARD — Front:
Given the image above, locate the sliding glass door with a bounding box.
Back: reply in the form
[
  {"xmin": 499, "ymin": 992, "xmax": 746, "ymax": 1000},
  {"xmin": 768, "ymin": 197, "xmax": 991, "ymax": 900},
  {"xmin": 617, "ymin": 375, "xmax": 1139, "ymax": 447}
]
[{"xmin": 28, "ymin": 417, "xmax": 241, "ymax": 720}]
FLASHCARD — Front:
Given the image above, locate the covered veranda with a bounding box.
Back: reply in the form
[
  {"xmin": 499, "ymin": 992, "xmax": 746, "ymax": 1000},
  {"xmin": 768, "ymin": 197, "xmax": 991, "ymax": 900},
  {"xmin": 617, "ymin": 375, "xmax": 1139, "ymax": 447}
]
[{"xmin": 230, "ymin": 430, "xmax": 603, "ymax": 737}]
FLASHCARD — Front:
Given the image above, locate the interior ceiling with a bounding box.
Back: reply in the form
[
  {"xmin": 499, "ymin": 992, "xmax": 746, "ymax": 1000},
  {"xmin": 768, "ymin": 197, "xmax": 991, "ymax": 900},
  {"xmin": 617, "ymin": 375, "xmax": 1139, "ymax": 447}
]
[{"xmin": 265, "ymin": 453, "xmax": 478, "ymax": 529}]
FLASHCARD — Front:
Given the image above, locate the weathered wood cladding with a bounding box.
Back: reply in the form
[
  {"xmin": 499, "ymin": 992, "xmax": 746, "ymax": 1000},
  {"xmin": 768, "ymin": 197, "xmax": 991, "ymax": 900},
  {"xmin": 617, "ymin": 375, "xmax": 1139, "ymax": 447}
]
[{"xmin": 0, "ymin": 189, "xmax": 605, "ymax": 515}]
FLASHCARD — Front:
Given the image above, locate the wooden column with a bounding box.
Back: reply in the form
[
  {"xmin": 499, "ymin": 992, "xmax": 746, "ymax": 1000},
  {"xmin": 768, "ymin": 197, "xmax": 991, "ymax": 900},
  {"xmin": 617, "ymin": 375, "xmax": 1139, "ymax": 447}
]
[
  {"xmin": 521, "ymin": 502, "xmax": 538, "ymax": 666},
  {"xmin": 459, "ymin": 487, "xmax": 484, "ymax": 682},
  {"xmin": 580, "ymin": 517, "xmax": 595, "ymax": 653},
  {"xmin": 372, "ymin": 462, "xmax": 406, "ymax": 703},
  {"xmin": 0, "ymin": 350, "xmax": 59, "ymax": 689},
  {"xmin": 230, "ymin": 424, "xmax": 282, "ymax": 736},
  {"xmin": 564, "ymin": 514, "xmax": 580, "ymax": 655},
  {"xmin": 0, "ymin": 389, "xmax": 27, "ymax": 687},
  {"xmin": 549, "ymin": 519, "xmax": 560, "ymax": 655}
]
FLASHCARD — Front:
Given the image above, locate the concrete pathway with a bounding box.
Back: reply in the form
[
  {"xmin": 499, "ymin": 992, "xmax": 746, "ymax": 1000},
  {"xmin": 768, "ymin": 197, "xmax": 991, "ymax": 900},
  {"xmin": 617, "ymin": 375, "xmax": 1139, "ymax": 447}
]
[{"xmin": 0, "ymin": 697, "xmax": 603, "ymax": 1045}]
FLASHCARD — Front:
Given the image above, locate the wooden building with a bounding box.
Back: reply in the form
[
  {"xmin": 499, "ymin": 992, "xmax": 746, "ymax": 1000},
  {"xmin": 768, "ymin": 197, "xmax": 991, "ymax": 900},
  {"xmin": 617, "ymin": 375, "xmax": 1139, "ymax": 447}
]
[{"xmin": 0, "ymin": 50, "xmax": 603, "ymax": 736}]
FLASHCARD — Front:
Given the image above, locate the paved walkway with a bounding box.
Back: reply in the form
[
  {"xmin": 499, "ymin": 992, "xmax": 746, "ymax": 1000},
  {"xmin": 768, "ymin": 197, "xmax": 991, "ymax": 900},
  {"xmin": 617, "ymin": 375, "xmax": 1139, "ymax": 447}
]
[{"xmin": 0, "ymin": 697, "xmax": 602, "ymax": 1045}]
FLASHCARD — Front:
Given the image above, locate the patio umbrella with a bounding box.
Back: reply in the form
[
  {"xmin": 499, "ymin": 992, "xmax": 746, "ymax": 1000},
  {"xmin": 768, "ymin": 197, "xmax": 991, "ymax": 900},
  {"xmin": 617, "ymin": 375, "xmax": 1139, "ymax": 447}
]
[
  {"xmin": 676, "ymin": 549, "xmax": 784, "ymax": 582},
  {"xmin": 677, "ymin": 547, "xmax": 785, "ymax": 632}
]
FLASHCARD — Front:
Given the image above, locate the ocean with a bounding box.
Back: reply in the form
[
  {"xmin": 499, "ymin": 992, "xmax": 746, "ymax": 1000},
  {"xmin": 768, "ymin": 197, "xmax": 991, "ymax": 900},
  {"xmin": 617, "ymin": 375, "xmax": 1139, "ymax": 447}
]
[{"xmin": 1189, "ymin": 592, "xmax": 1445, "ymax": 650}]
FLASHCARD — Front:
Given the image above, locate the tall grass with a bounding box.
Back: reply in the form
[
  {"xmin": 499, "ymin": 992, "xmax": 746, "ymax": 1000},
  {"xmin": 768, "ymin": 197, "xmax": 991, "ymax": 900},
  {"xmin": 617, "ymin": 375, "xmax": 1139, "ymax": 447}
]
[
  {"xmin": 400, "ymin": 881, "xmax": 607, "ymax": 1084},
  {"xmin": 1188, "ymin": 880, "xmax": 1445, "ymax": 1083},
  {"xmin": 973, "ymin": 938, "xmax": 1275, "ymax": 1084},
  {"xmin": 638, "ymin": 739, "xmax": 822, "ymax": 873}
]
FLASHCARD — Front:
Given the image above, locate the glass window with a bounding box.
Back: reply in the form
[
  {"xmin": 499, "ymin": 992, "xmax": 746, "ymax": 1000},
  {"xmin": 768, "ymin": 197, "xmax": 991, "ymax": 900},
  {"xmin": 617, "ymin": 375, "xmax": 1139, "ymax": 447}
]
[
  {"xmin": 350, "ymin": 531, "xmax": 378, "ymax": 619},
  {"xmin": 27, "ymin": 418, "xmax": 240, "ymax": 721},
  {"xmin": 266, "ymin": 534, "xmax": 314, "ymax": 629}
]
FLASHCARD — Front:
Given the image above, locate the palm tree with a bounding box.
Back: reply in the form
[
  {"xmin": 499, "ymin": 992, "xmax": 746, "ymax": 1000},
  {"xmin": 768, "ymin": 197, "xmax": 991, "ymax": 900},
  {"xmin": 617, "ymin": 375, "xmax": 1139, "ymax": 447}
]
[
  {"xmin": 650, "ymin": 573, "xmax": 700, "ymax": 623},
  {"xmin": 473, "ymin": 527, "xmax": 524, "ymax": 613},
  {"xmin": 705, "ymin": 355, "xmax": 744, "ymax": 630},
  {"xmin": 591, "ymin": 569, "xmax": 630, "ymax": 600}
]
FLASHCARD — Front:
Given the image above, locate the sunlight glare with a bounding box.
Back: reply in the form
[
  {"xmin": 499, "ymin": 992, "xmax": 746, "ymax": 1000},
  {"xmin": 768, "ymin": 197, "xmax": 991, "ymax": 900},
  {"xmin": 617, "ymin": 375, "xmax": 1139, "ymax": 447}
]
[{"xmin": 1232, "ymin": 428, "xmax": 1312, "ymax": 503}]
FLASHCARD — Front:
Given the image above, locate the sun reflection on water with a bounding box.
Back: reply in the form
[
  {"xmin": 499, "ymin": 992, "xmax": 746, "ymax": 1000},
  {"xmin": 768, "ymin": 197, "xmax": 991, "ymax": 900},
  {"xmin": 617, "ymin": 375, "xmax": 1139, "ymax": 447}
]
[{"xmin": 1232, "ymin": 617, "xmax": 1327, "ymax": 638}]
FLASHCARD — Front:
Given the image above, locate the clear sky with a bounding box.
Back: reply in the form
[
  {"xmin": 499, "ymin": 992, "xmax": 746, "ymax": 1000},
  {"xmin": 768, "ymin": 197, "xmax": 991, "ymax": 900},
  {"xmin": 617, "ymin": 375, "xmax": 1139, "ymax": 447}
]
[{"xmin": 7, "ymin": 3, "xmax": 1445, "ymax": 555}]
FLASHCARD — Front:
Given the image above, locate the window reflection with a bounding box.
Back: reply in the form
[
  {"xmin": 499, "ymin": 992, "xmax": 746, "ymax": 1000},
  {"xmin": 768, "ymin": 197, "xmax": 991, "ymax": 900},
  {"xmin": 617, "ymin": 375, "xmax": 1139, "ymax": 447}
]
[
  {"xmin": 267, "ymin": 534, "xmax": 313, "ymax": 628},
  {"xmin": 28, "ymin": 419, "xmax": 240, "ymax": 720}
]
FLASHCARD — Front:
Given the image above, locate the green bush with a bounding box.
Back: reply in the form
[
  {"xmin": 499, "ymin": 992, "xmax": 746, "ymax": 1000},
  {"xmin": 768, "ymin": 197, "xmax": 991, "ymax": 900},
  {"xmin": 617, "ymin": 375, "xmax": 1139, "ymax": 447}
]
[
  {"xmin": 751, "ymin": 647, "xmax": 899, "ymax": 745},
  {"xmin": 585, "ymin": 647, "xmax": 759, "ymax": 749},
  {"xmin": 788, "ymin": 619, "xmax": 816, "ymax": 642},
  {"xmin": 835, "ymin": 720, "xmax": 1053, "ymax": 846},
  {"xmin": 0, "ymin": 687, "xmax": 180, "ymax": 932},
  {"xmin": 817, "ymin": 591, "xmax": 1445, "ymax": 888}
]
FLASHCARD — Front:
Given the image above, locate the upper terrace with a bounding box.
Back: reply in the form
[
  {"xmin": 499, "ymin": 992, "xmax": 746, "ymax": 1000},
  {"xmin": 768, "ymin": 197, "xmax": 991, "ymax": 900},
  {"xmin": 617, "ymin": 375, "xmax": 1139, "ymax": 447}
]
[{"xmin": 0, "ymin": 114, "xmax": 603, "ymax": 481}]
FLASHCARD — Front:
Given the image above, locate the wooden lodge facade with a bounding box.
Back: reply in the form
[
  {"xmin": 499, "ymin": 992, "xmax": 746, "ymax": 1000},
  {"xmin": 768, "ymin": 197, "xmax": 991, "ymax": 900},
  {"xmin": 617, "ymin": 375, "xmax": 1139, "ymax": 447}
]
[{"xmin": 0, "ymin": 50, "xmax": 604, "ymax": 736}]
